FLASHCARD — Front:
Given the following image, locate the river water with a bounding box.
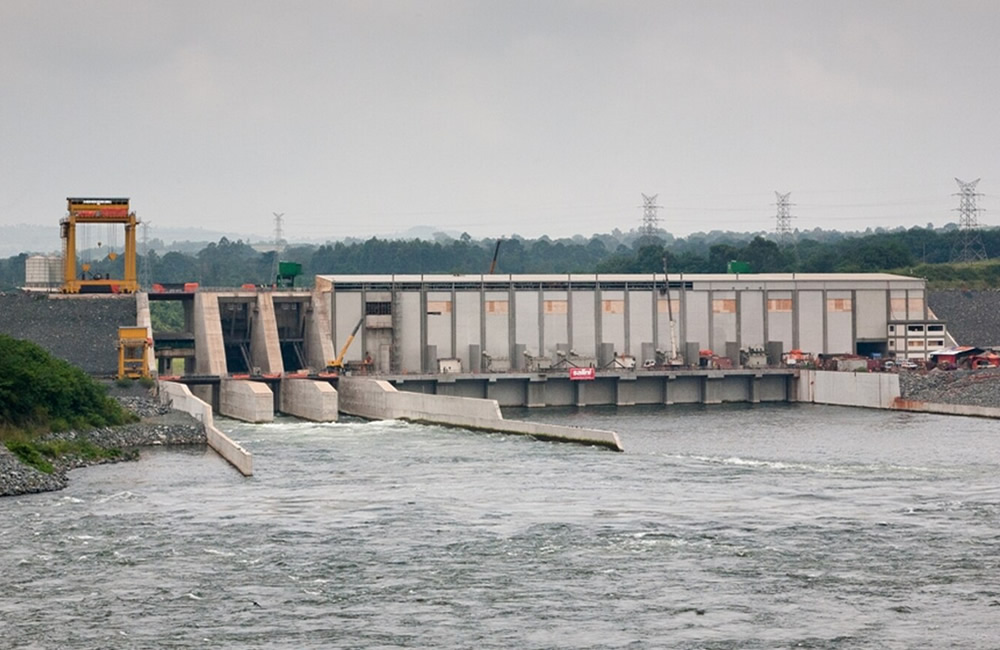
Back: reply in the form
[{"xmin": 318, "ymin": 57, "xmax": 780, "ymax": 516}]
[{"xmin": 2, "ymin": 404, "xmax": 999, "ymax": 649}]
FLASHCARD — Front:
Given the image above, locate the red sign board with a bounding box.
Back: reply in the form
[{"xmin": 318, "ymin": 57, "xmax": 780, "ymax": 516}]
[{"xmin": 569, "ymin": 367, "xmax": 596, "ymax": 381}]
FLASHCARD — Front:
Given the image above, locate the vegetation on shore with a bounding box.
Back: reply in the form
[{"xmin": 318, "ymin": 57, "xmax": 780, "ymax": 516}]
[
  {"xmin": 0, "ymin": 334, "xmax": 136, "ymax": 473},
  {"xmin": 6, "ymin": 223, "xmax": 1000, "ymax": 293}
]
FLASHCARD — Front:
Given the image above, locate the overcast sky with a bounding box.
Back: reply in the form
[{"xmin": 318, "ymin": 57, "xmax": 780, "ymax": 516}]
[{"xmin": 2, "ymin": 0, "xmax": 998, "ymax": 243}]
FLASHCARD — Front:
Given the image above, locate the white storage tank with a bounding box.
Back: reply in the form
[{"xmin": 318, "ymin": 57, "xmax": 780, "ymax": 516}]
[{"xmin": 24, "ymin": 255, "xmax": 62, "ymax": 290}]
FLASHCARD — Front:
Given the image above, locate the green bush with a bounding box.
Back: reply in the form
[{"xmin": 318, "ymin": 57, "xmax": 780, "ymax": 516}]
[
  {"xmin": 0, "ymin": 334, "xmax": 132, "ymax": 432},
  {"xmin": 115, "ymin": 377, "xmax": 134, "ymax": 389}
]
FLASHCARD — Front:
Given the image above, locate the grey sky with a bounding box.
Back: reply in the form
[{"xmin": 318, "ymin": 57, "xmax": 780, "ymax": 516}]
[{"xmin": 2, "ymin": 0, "xmax": 998, "ymax": 242}]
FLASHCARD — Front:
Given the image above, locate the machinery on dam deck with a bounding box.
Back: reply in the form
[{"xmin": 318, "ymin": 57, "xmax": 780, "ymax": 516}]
[{"xmin": 60, "ymin": 197, "xmax": 139, "ymax": 294}]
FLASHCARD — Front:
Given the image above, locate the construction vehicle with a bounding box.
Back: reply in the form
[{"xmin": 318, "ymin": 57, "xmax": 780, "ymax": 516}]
[
  {"xmin": 327, "ymin": 316, "xmax": 364, "ymax": 371},
  {"xmin": 488, "ymin": 238, "xmax": 503, "ymax": 274},
  {"xmin": 661, "ymin": 255, "xmax": 684, "ymax": 366}
]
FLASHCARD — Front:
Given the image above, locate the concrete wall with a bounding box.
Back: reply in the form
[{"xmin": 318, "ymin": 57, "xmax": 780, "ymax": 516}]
[
  {"xmin": 250, "ymin": 292, "xmax": 284, "ymax": 373},
  {"xmin": 798, "ymin": 369, "xmax": 900, "ymax": 408},
  {"xmin": 135, "ymin": 292, "xmax": 156, "ymax": 376},
  {"xmin": 321, "ymin": 274, "xmax": 933, "ymax": 374},
  {"xmin": 891, "ymin": 398, "xmax": 1000, "ymax": 419},
  {"xmin": 338, "ymin": 376, "xmax": 623, "ymax": 451},
  {"xmin": 194, "ymin": 293, "xmax": 227, "ymax": 375},
  {"xmin": 304, "ymin": 290, "xmax": 336, "ymax": 371},
  {"xmin": 219, "ymin": 379, "xmax": 274, "ymax": 423},
  {"xmin": 158, "ymin": 380, "xmax": 253, "ymax": 476},
  {"xmin": 280, "ymin": 378, "xmax": 338, "ymax": 422}
]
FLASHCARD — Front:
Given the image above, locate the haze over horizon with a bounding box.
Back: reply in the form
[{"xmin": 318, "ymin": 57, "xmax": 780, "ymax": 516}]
[{"xmin": 2, "ymin": 1, "xmax": 998, "ymax": 242}]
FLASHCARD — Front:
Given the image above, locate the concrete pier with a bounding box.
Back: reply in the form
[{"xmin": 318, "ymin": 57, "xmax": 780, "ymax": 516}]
[
  {"xmin": 280, "ymin": 378, "xmax": 338, "ymax": 422},
  {"xmin": 250, "ymin": 292, "xmax": 284, "ymax": 373},
  {"xmin": 219, "ymin": 379, "xmax": 274, "ymax": 423},
  {"xmin": 337, "ymin": 377, "xmax": 623, "ymax": 451},
  {"xmin": 798, "ymin": 369, "xmax": 899, "ymax": 408},
  {"xmin": 194, "ymin": 293, "xmax": 227, "ymax": 375},
  {"xmin": 159, "ymin": 381, "xmax": 253, "ymax": 476}
]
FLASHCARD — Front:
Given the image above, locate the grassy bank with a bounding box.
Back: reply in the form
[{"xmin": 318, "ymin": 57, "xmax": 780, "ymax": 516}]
[{"xmin": 0, "ymin": 334, "xmax": 138, "ymax": 473}]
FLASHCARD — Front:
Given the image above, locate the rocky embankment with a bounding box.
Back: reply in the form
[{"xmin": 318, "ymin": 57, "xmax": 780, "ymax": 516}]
[
  {"xmin": 899, "ymin": 368, "xmax": 1000, "ymax": 409},
  {"xmin": 0, "ymin": 395, "xmax": 205, "ymax": 497}
]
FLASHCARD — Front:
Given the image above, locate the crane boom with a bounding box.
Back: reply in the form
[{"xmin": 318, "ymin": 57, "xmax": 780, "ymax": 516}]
[{"xmin": 327, "ymin": 315, "xmax": 364, "ymax": 370}]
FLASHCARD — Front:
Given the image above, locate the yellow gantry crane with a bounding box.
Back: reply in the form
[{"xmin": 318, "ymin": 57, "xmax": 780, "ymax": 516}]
[{"xmin": 61, "ymin": 197, "xmax": 139, "ymax": 294}]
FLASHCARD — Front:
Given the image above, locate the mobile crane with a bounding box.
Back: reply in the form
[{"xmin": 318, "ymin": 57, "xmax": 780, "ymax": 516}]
[{"xmin": 326, "ymin": 315, "xmax": 364, "ymax": 371}]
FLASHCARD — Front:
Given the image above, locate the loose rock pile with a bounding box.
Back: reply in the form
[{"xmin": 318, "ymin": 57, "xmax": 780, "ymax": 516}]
[
  {"xmin": 899, "ymin": 368, "xmax": 1000, "ymax": 408},
  {"xmin": 0, "ymin": 292, "xmax": 137, "ymax": 376},
  {"xmin": 1, "ymin": 396, "xmax": 206, "ymax": 497}
]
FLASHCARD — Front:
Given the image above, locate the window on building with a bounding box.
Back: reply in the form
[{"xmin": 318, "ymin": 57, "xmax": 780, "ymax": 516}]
[
  {"xmin": 485, "ymin": 300, "xmax": 508, "ymax": 314},
  {"xmin": 907, "ymin": 324, "xmax": 925, "ymax": 333},
  {"xmin": 827, "ymin": 298, "xmax": 853, "ymax": 312},
  {"xmin": 426, "ymin": 300, "xmax": 452, "ymax": 315},
  {"xmin": 928, "ymin": 324, "xmax": 944, "ymax": 332},
  {"xmin": 603, "ymin": 300, "xmax": 625, "ymax": 314},
  {"xmin": 365, "ymin": 302, "xmax": 391, "ymax": 315},
  {"xmin": 712, "ymin": 299, "xmax": 736, "ymax": 314},
  {"xmin": 657, "ymin": 298, "xmax": 681, "ymax": 314},
  {"xmin": 544, "ymin": 300, "xmax": 568, "ymax": 314},
  {"xmin": 767, "ymin": 298, "xmax": 792, "ymax": 312},
  {"xmin": 908, "ymin": 340, "xmax": 924, "ymax": 348}
]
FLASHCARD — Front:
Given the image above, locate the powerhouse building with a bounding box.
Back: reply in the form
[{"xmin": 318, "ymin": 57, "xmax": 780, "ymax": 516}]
[{"xmin": 316, "ymin": 273, "xmax": 949, "ymax": 374}]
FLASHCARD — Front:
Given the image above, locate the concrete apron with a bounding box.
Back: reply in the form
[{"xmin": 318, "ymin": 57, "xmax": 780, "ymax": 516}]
[{"xmin": 337, "ymin": 377, "xmax": 624, "ymax": 452}]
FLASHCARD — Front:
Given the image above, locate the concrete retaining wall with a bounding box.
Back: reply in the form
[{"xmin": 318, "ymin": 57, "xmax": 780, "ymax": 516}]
[
  {"xmin": 219, "ymin": 379, "xmax": 274, "ymax": 423},
  {"xmin": 891, "ymin": 398, "xmax": 1000, "ymax": 419},
  {"xmin": 798, "ymin": 370, "xmax": 900, "ymax": 408},
  {"xmin": 159, "ymin": 381, "xmax": 253, "ymax": 476},
  {"xmin": 338, "ymin": 377, "xmax": 623, "ymax": 451},
  {"xmin": 280, "ymin": 378, "xmax": 338, "ymax": 422}
]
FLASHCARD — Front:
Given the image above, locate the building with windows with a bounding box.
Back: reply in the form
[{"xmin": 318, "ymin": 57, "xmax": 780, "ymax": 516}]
[{"xmin": 315, "ymin": 273, "xmax": 950, "ymax": 374}]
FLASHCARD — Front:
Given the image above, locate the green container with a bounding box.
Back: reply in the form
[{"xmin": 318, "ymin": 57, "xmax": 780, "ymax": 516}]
[{"xmin": 278, "ymin": 261, "xmax": 302, "ymax": 276}]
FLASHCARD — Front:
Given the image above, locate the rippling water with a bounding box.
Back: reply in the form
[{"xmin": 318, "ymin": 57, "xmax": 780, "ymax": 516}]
[{"xmin": 2, "ymin": 403, "xmax": 999, "ymax": 648}]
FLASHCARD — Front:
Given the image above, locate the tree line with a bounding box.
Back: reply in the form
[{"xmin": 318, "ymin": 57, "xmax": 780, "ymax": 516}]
[{"xmin": 3, "ymin": 225, "xmax": 1000, "ymax": 290}]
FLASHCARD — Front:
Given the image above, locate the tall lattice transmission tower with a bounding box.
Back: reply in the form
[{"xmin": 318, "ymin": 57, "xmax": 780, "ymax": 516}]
[
  {"xmin": 951, "ymin": 178, "xmax": 987, "ymax": 262},
  {"xmin": 140, "ymin": 220, "xmax": 152, "ymax": 290},
  {"xmin": 271, "ymin": 212, "xmax": 285, "ymax": 283},
  {"xmin": 774, "ymin": 191, "xmax": 794, "ymax": 243},
  {"xmin": 640, "ymin": 193, "xmax": 662, "ymax": 239}
]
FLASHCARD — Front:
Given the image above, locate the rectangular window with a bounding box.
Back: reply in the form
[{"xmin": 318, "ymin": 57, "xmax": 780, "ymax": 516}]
[
  {"xmin": 888, "ymin": 325, "xmax": 896, "ymax": 334},
  {"xmin": 827, "ymin": 298, "xmax": 853, "ymax": 312},
  {"xmin": 908, "ymin": 340, "xmax": 925, "ymax": 348},
  {"xmin": 889, "ymin": 340, "xmax": 896, "ymax": 349},
  {"xmin": 544, "ymin": 300, "xmax": 568, "ymax": 314},
  {"xmin": 767, "ymin": 299, "xmax": 792, "ymax": 312},
  {"xmin": 928, "ymin": 339, "xmax": 944, "ymax": 347},
  {"xmin": 656, "ymin": 299, "xmax": 681, "ymax": 314},
  {"xmin": 907, "ymin": 324, "xmax": 925, "ymax": 333},
  {"xmin": 485, "ymin": 300, "xmax": 508, "ymax": 314},
  {"xmin": 928, "ymin": 324, "xmax": 944, "ymax": 332},
  {"xmin": 426, "ymin": 300, "xmax": 452, "ymax": 315},
  {"xmin": 365, "ymin": 301, "xmax": 391, "ymax": 315},
  {"xmin": 712, "ymin": 299, "xmax": 737, "ymax": 314},
  {"xmin": 603, "ymin": 300, "xmax": 625, "ymax": 314}
]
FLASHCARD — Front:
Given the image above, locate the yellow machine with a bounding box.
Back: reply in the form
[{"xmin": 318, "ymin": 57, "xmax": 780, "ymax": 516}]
[
  {"xmin": 61, "ymin": 197, "xmax": 139, "ymax": 294},
  {"xmin": 117, "ymin": 326, "xmax": 151, "ymax": 379},
  {"xmin": 327, "ymin": 316, "xmax": 364, "ymax": 370}
]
